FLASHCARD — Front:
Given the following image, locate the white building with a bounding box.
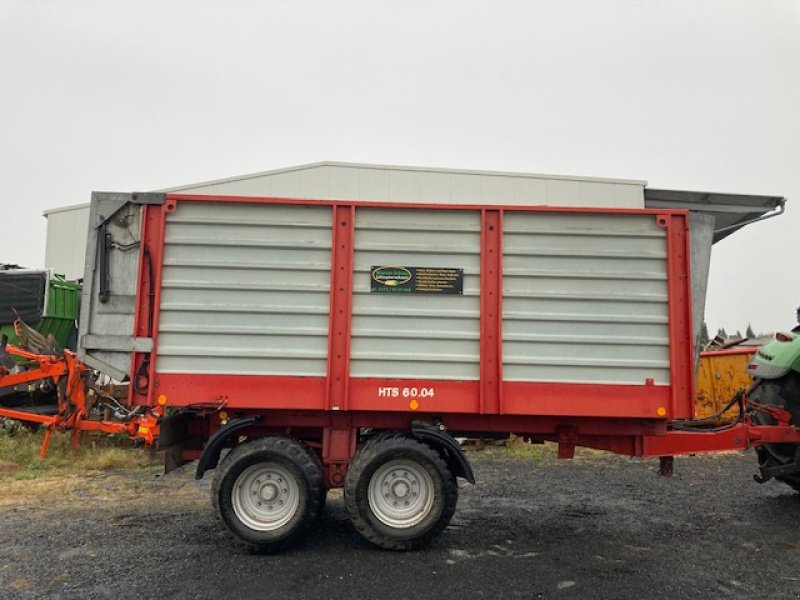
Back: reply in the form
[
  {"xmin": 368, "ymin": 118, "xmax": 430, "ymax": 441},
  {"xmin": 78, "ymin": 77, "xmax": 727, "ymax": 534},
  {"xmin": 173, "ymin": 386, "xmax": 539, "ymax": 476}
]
[{"xmin": 43, "ymin": 161, "xmax": 782, "ymax": 280}]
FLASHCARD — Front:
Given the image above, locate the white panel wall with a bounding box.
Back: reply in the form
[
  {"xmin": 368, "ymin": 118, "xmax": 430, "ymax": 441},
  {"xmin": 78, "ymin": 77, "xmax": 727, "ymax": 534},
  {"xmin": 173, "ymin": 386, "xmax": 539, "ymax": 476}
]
[
  {"xmin": 156, "ymin": 202, "xmax": 332, "ymax": 376},
  {"xmin": 502, "ymin": 212, "xmax": 670, "ymax": 385},
  {"xmin": 44, "ymin": 205, "xmax": 90, "ymax": 279},
  {"xmin": 350, "ymin": 208, "xmax": 481, "ymax": 380},
  {"xmin": 173, "ymin": 163, "xmax": 646, "ymax": 208}
]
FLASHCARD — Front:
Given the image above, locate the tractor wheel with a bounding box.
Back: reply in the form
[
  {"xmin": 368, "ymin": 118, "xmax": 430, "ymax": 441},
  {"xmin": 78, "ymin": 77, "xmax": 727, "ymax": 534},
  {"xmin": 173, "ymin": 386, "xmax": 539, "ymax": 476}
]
[
  {"xmin": 344, "ymin": 433, "xmax": 457, "ymax": 550},
  {"xmin": 212, "ymin": 436, "xmax": 325, "ymax": 553},
  {"xmin": 750, "ymin": 372, "xmax": 800, "ymax": 493}
]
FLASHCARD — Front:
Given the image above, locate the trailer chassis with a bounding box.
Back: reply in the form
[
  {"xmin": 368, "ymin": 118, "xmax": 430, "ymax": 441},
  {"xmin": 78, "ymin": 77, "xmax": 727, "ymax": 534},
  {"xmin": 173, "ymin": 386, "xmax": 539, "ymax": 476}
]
[{"xmin": 162, "ymin": 398, "xmax": 800, "ymax": 486}]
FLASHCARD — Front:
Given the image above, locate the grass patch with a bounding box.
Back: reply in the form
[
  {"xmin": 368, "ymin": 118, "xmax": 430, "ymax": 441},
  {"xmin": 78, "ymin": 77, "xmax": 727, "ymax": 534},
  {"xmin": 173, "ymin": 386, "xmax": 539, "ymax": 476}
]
[
  {"xmin": 0, "ymin": 425, "xmax": 155, "ymax": 481},
  {"xmin": 465, "ymin": 438, "xmax": 609, "ymax": 463}
]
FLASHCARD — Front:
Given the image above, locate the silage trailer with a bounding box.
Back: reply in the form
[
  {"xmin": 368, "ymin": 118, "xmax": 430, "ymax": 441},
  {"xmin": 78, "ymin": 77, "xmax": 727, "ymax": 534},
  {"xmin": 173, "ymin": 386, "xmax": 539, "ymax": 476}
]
[{"xmin": 75, "ymin": 190, "xmax": 800, "ymax": 552}]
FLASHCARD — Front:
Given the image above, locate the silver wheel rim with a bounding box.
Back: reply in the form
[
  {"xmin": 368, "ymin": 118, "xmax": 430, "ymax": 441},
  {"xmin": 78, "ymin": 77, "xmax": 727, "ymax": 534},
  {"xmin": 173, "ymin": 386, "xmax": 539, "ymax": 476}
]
[
  {"xmin": 232, "ymin": 462, "xmax": 300, "ymax": 531},
  {"xmin": 367, "ymin": 459, "xmax": 434, "ymax": 529}
]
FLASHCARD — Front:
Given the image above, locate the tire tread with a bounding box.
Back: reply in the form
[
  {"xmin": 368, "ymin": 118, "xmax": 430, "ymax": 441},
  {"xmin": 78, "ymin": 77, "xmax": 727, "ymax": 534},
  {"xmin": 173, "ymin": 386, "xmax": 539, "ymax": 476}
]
[
  {"xmin": 751, "ymin": 374, "xmax": 800, "ymax": 494},
  {"xmin": 211, "ymin": 435, "xmax": 325, "ymax": 553},
  {"xmin": 344, "ymin": 432, "xmax": 457, "ymax": 551}
]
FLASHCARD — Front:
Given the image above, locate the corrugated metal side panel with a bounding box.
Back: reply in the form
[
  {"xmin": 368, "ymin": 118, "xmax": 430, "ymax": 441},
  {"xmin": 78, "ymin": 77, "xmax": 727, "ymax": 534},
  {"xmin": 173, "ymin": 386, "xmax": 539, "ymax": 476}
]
[
  {"xmin": 502, "ymin": 212, "xmax": 670, "ymax": 385},
  {"xmin": 350, "ymin": 208, "xmax": 481, "ymax": 380},
  {"xmin": 156, "ymin": 202, "xmax": 331, "ymax": 376}
]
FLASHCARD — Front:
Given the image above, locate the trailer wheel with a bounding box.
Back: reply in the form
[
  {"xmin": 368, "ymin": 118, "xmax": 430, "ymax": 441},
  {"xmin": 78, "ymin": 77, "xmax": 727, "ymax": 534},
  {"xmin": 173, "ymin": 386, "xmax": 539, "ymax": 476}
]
[
  {"xmin": 344, "ymin": 433, "xmax": 457, "ymax": 550},
  {"xmin": 212, "ymin": 436, "xmax": 325, "ymax": 553},
  {"xmin": 750, "ymin": 373, "xmax": 800, "ymax": 493}
]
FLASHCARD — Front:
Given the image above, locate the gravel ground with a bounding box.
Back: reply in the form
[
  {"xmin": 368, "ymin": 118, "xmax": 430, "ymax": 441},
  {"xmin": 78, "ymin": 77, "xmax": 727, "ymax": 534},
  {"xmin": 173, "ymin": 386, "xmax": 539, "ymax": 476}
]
[{"xmin": 0, "ymin": 450, "xmax": 799, "ymax": 600}]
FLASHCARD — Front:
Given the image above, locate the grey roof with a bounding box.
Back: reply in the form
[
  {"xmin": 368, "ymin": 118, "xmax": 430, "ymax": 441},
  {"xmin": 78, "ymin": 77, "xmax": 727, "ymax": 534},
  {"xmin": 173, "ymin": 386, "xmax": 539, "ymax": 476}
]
[{"xmin": 644, "ymin": 189, "xmax": 786, "ymax": 243}]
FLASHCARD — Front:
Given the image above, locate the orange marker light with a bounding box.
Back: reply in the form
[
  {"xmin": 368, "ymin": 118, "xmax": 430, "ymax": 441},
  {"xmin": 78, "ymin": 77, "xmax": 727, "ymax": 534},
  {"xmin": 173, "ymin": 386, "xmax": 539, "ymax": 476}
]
[
  {"xmin": 157, "ymin": 394, "xmax": 168, "ymax": 406},
  {"xmin": 657, "ymin": 406, "xmax": 667, "ymax": 417},
  {"xmin": 409, "ymin": 400, "xmax": 420, "ymax": 411}
]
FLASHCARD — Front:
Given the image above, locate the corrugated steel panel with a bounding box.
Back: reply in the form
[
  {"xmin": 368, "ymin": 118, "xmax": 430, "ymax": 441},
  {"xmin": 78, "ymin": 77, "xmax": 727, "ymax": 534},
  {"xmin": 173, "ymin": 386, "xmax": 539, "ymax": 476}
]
[
  {"xmin": 502, "ymin": 212, "xmax": 670, "ymax": 385},
  {"xmin": 156, "ymin": 202, "xmax": 332, "ymax": 376},
  {"xmin": 350, "ymin": 208, "xmax": 481, "ymax": 380}
]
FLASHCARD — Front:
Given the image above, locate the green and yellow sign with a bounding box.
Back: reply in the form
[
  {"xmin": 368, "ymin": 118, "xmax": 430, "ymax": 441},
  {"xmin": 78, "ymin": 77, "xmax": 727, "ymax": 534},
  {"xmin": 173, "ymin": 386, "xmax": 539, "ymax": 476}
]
[{"xmin": 370, "ymin": 265, "xmax": 463, "ymax": 295}]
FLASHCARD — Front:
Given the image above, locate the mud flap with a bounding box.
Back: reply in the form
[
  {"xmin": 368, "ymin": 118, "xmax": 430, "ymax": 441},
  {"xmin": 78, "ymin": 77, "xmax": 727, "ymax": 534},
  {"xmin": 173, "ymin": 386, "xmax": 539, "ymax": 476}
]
[{"xmin": 158, "ymin": 412, "xmax": 203, "ymax": 474}]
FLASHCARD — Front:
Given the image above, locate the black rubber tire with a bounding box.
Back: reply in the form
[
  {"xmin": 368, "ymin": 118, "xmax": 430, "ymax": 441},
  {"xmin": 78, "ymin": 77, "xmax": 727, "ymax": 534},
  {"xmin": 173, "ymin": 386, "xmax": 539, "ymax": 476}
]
[
  {"xmin": 305, "ymin": 442, "xmax": 328, "ymax": 520},
  {"xmin": 750, "ymin": 373, "xmax": 800, "ymax": 493},
  {"xmin": 344, "ymin": 432, "xmax": 457, "ymax": 551},
  {"xmin": 211, "ymin": 436, "xmax": 325, "ymax": 553}
]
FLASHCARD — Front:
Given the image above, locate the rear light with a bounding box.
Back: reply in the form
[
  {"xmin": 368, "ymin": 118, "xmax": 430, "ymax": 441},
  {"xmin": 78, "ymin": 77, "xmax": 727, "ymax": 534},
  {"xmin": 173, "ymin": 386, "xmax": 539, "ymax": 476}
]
[{"xmin": 775, "ymin": 332, "xmax": 794, "ymax": 342}]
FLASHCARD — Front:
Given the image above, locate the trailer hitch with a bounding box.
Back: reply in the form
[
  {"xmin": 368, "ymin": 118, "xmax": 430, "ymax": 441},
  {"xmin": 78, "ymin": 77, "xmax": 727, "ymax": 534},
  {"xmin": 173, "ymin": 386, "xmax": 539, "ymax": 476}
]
[{"xmin": 746, "ymin": 398, "xmax": 794, "ymax": 427}]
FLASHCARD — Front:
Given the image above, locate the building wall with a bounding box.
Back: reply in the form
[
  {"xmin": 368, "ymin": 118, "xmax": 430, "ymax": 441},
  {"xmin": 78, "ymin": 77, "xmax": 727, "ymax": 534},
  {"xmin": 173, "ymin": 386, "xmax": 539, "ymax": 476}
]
[
  {"xmin": 44, "ymin": 163, "xmax": 647, "ymax": 280},
  {"xmin": 44, "ymin": 204, "xmax": 91, "ymax": 280},
  {"xmin": 173, "ymin": 163, "xmax": 646, "ymax": 208}
]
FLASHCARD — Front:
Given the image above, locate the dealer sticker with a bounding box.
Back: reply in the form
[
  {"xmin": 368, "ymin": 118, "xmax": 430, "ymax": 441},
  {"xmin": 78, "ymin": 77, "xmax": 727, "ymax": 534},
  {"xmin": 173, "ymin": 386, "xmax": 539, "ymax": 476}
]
[{"xmin": 370, "ymin": 265, "xmax": 463, "ymax": 295}]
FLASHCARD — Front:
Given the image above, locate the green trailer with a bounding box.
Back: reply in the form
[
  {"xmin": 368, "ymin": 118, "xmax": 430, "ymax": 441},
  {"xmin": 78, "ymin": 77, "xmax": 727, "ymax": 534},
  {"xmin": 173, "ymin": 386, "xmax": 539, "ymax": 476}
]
[{"xmin": 0, "ymin": 268, "xmax": 82, "ymax": 351}]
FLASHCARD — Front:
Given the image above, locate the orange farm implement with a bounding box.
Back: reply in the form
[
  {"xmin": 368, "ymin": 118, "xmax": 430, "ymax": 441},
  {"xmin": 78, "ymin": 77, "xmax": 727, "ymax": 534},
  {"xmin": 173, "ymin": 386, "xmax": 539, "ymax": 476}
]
[{"xmin": 0, "ymin": 324, "xmax": 161, "ymax": 456}]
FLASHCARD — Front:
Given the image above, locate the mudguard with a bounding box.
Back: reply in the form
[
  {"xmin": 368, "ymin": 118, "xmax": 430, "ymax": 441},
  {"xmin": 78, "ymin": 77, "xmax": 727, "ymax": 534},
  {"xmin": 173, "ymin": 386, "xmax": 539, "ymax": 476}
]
[
  {"xmin": 748, "ymin": 333, "xmax": 800, "ymax": 380},
  {"xmin": 411, "ymin": 422, "xmax": 475, "ymax": 484},
  {"xmin": 195, "ymin": 417, "xmax": 258, "ymax": 480}
]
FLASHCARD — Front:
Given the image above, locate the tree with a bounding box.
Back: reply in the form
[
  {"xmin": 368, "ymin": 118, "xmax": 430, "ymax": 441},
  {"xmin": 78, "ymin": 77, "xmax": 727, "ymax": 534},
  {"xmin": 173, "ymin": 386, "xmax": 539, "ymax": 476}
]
[
  {"xmin": 746, "ymin": 323, "xmax": 755, "ymax": 338},
  {"xmin": 700, "ymin": 321, "xmax": 710, "ymax": 345}
]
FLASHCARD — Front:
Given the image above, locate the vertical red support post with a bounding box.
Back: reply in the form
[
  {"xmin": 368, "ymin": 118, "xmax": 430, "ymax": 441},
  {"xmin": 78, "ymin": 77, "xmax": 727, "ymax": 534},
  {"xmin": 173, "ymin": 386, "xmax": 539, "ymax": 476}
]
[
  {"xmin": 662, "ymin": 213, "xmax": 695, "ymax": 420},
  {"xmin": 326, "ymin": 204, "xmax": 355, "ymax": 412},
  {"xmin": 480, "ymin": 209, "xmax": 503, "ymax": 414},
  {"xmin": 130, "ymin": 202, "xmax": 166, "ymax": 407},
  {"xmin": 323, "ymin": 204, "xmax": 356, "ymax": 486}
]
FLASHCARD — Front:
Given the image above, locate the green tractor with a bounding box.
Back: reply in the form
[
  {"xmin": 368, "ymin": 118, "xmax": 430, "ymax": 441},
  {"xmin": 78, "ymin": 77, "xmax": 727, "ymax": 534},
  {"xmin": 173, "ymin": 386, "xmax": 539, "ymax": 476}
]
[{"xmin": 747, "ymin": 308, "xmax": 800, "ymax": 492}]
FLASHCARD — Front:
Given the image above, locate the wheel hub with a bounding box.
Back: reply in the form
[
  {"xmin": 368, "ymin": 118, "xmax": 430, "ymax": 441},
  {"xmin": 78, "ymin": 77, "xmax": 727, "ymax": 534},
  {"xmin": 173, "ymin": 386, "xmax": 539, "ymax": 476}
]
[
  {"xmin": 258, "ymin": 482, "xmax": 280, "ymax": 503},
  {"xmin": 368, "ymin": 460, "xmax": 434, "ymax": 528},
  {"xmin": 232, "ymin": 463, "xmax": 299, "ymax": 531},
  {"xmin": 391, "ymin": 480, "xmax": 410, "ymax": 499}
]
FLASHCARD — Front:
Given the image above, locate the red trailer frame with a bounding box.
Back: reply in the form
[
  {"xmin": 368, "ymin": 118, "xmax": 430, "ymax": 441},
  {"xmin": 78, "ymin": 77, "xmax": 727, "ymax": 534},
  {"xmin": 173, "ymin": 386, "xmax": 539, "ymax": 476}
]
[{"xmin": 123, "ymin": 194, "xmax": 800, "ymax": 487}]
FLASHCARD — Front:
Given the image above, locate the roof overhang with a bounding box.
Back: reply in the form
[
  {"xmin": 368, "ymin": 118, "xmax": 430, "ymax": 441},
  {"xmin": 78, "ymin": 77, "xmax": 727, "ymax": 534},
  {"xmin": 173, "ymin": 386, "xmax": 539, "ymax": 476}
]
[{"xmin": 644, "ymin": 189, "xmax": 786, "ymax": 243}]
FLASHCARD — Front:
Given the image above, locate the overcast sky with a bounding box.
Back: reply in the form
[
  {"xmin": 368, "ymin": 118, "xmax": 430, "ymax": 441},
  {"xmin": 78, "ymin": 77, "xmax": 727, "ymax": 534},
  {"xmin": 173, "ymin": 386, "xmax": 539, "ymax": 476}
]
[{"xmin": 1, "ymin": 0, "xmax": 798, "ymax": 334}]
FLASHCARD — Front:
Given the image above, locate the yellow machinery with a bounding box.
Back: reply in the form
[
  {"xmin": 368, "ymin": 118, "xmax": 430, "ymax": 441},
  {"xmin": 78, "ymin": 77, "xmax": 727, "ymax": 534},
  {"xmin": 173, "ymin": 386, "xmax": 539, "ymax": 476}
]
[{"xmin": 695, "ymin": 347, "xmax": 757, "ymax": 422}]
